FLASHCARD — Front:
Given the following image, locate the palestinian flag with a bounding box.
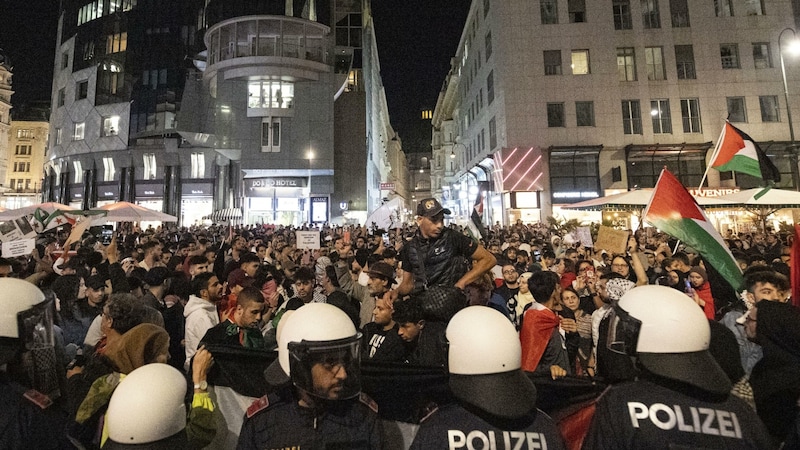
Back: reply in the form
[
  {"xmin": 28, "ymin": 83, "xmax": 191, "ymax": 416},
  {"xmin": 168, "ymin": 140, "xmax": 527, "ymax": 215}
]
[
  {"xmin": 644, "ymin": 169, "xmax": 743, "ymax": 291},
  {"xmin": 708, "ymin": 121, "xmax": 781, "ymax": 184},
  {"xmin": 467, "ymin": 190, "xmax": 487, "ymax": 242}
]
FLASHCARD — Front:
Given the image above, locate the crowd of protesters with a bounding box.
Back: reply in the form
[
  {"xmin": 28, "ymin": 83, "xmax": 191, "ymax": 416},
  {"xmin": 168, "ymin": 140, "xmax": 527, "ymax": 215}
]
[{"xmin": 0, "ymin": 202, "xmax": 798, "ymax": 449}]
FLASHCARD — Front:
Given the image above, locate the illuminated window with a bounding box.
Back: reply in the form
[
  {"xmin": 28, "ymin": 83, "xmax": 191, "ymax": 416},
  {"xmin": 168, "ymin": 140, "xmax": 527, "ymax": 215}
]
[
  {"xmin": 645, "ymin": 47, "xmax": 665, "ymax": 80},
  {"xmin": 55, "ymin": 128, "xmax": 62, "ymax": 145},
  {"xmin": 571, "ymin": 50, "xmax": 590, "ymax": 75},
  {"xmin": 73, "ymin": 122, "xmax": 85, "ymax": 141},
  {"xmin": 106, "ymin": 32, "xmax": 128, "ymax": 54},
  {"xmin": 103, "ymin": 157, "xmax": 115, "ymax": 182},
  {"xmin": 248, "ymin": 81, "xmax": 294, "ymax": 109},
  {"xmin": 103, "ymin": 116, "xmax": 120, "ymax": 136},
  {"xmin": 73, "ymin": 161, "xmax": 83, "ymax": 183},
  {"xmin": 143, "ymin": 153, "xmax": 157, "ymax": 179},
  {"xmin": 421, "ymin": 110, "xmax": 432, "ymax": 120},
  {"xmin": 617, "ymin": 47, "xmax": 636, "ymax": 81},
  {"xmin": 191, "ymin": 152, "xmax": 205, "ymax": 178},
  {"xmin": 16, "ymin": 129, "xmax": 33, "ymax": 139}
]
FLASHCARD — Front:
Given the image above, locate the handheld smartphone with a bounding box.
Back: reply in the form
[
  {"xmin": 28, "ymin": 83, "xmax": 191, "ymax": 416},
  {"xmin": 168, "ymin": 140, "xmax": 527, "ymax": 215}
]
[{"xmin": 684, "ymin": 278, "xmax": 694, "ymax": 298}]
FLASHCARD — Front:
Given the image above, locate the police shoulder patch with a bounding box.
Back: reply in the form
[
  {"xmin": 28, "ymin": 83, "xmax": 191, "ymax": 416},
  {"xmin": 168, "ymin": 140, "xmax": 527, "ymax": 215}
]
[
  {"xmin": 359, "ymin": 392, "xmax": 379, "ymax": 413},
  {"xmin": 246, "ymin": 394, "xmax": 273, "ymax": 418}
]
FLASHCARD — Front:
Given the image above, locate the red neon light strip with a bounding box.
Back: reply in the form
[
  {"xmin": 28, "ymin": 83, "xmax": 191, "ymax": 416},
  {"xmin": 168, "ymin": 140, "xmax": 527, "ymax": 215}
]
[{"xmin": 503, "ymin": 147, "xmax": 534, "ymax": 182}]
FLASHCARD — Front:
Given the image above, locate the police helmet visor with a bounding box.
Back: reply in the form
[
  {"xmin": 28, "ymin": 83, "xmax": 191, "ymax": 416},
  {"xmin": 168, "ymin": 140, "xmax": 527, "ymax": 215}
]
[
  {"xmin": 606, "ymin": 303, "xmax": 642, "ymax": 357},
  {"xmin": 288, "ymin": 334, "xmax": 362, "ymax": 400}
]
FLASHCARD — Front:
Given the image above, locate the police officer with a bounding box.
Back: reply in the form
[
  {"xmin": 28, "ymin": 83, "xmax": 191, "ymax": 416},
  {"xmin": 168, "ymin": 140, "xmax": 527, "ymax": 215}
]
[
  {"xmin": 584, "ymin": 285, "xmax": 773, "ymax": 449},
  {"xmin": 238, "ymin": 303, "xmax": 384, "ymax": 449},
  {"xmin": 0, "ymin": 278, "xmax": 69, "ymax": 449},
  {"xmin": 410, "ymin": 306, "xmax": 565, "ymax": 450},
  {"xmin": 396, "ymin": 198, "xmax": 496, "ymax": 297}
]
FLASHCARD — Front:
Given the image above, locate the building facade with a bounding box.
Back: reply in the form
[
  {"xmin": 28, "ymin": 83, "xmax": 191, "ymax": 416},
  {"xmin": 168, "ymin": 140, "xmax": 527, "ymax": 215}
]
[
  {"xmin": 45, "ymin": 0, "xmax": 403, "ymax": 226},
  {"xmin": 5, "ymin": 120, "xmax": 49, "ymax": 209},
  {"xmin": 433, "ymin": 0, "xmax": 800, "ymax": 227},
  {"xmin": 0, "ymin": 51, "xmax": 11, "ymax": 189}
]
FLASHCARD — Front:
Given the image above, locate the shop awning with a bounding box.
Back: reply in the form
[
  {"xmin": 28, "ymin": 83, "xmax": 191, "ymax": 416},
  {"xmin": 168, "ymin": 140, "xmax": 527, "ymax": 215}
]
[{"xmin": 204, "ymin": 207, "xmax": 243, "ymax": 222}]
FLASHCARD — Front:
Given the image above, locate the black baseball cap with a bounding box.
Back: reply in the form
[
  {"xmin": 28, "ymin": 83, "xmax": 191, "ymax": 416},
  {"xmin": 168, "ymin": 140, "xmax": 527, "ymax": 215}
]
[{"xmin": 416, "ymin": 198, "xmax": 451, "ymax": 218}]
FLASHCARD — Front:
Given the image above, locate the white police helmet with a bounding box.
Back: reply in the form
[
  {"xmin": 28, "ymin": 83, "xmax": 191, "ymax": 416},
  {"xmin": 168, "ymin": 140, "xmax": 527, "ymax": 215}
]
[
  {"xmin": 609, "ymin": 285, "xmax": 731, "ymax": 395},
  {"xmin": 447, "ymin": 306, "xmax": 537, "ymax": 419},
  {"xmin": 0, "ymin": 279, "xmax": 60, "ymax": 398},
  {"xmin": 106, "ymin": 363, "xmax": 186, "ymax": 446},
  {"xmin": 270, "ymin": 303, "xmax": 362, "ymax": 400}
]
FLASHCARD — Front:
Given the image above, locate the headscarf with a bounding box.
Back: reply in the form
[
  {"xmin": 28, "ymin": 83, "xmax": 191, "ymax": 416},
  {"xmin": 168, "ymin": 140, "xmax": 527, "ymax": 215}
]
[
  {"xmin": 105, "ymin": 323, "xmax": 169, "ymax": 375},
  {"xmin": 605, "ymin": 278, "xmax": 636, "ymax": 301}
]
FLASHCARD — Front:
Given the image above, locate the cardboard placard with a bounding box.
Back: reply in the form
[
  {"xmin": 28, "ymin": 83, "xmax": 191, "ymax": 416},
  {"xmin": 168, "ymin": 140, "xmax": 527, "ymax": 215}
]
[
  {"xmin": 576, "ymin": 227, "xmax": 593, "ymax": 248},
  {"xmin": 594, "ymin": 226, "xmax": 629, "ymax": 255},
  {"xmin": 2, "ymin": 238, "xmax": 35, "ymax": 258},
  {"xmin": 296, "ymin": 231, "xmax": 320, "ymax": 250}
]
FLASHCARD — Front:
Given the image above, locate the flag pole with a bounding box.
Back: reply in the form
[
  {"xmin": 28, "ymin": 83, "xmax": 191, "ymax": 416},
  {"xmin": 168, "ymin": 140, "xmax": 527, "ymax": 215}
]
[{"xmin": 699, "ymin": 121, "xmax": 728, "ymax": 190}]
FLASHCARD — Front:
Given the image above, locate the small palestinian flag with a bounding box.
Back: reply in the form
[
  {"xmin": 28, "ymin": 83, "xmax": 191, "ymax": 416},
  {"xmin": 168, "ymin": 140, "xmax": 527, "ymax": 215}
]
[{"xmin": 709, "ymin": 121, "xmax": 781, "ymax": 184}]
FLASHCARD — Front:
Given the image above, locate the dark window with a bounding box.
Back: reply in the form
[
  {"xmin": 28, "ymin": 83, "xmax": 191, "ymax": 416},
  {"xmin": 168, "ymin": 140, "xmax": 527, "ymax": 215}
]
[
  {"xmin": 487, "ymin": 71, "xmax": 495, "ymax": 105},
  {"xmin": 715, "ymin": 0, "xmax": 734, "ymax": 17},
  {"xmin": 720, "ymin": 44, "xmax": 740, "ymax": 69},
  {"xmin": 576, "ymin": 101, "xmax": 595, "ymax": 126},
  {"xmin": 622, "ymin": 100, "xmax": 642, "ymax": 134},
  {"xmin": 752, "ymin": 43, "xmax": 772, "ymax": 69},
  {"xmin": 541, "ymin": 0, "xmax": 558, "ymax": 24},
  {"xmin": 544, "ymin": 50, "xmax": 562, "ymax": 75},
  {"xmin": 613, "ymin": 0, "xmax": 632, "ymax": 30},
  {"xmin": 675, "ymin": 45, "xmax": 696, "ymax": 79},
  {"xmin": 628, "ymin": 147, "xmax": 707, "ymax": 188},
  {"xmin": 568, "ymin": 0, "xmax": 586, "ymax": 22},
  {"xmin": 76, "ymin": 80, "xmax": 89, "ymax": 100},
  {"xmin": 651, "ymin": 99, "xmax": 672, "ymax": 133},
  {"xmin": 550, "ymin": 148, "xmax": 601, "ymax": 202},
  {"xmin": 642, "ymin": 0, "xmax": 660, "ymax": 29},
  {"xmin": 759, "ymin": 96, "xmax": 779, "ymax": 122},
  {"xmin": 485, "ymin": 32, "xmax": 492, "ymax": 60},
  {"xmin": 726, "ymin": 97, "xmax": 747, "ymax": 122},
  {"xmin": 680, "ymin": 98, "xmax": 702, "ymax": 133},
  {"xmin": 489, "ymin": 116, "xmax": 497, "ymax": 149},
  {"xmin": 669, "ymin": 0, "xmax": 690, "ymax": 27},
  {"xmin": 547, "ymin": 103, "xmax": 565, "ymax": 127}
]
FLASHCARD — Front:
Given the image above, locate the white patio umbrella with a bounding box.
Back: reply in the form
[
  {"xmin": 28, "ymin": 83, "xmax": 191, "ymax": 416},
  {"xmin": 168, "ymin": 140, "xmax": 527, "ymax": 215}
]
[
  {"xmin": 703, "ymin": 187, "xmax": 800, "ymax": 230},
  {"xmin": 561, "ymin": 189, "xmax": 728, "ymax": 211},
  {"xmin": 92, "ymin": 201, "xmax": 178, "ymax": 222}
]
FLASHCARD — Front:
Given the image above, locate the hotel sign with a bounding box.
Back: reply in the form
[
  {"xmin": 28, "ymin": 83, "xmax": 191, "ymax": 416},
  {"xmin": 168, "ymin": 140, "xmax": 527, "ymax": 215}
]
[{"xmin": 245, "ymin": 177, "xmax": 308, "ymax": 189}]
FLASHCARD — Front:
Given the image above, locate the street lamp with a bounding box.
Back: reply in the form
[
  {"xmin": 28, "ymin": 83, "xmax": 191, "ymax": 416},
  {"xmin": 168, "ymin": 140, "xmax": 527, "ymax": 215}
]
[
  {"xmin": 306, "ymin": 150, "xmax": 314, "ymax": 223},
  {"xmin": 779, "ymin": 27, "xmax": 800, "ymax": 189}
]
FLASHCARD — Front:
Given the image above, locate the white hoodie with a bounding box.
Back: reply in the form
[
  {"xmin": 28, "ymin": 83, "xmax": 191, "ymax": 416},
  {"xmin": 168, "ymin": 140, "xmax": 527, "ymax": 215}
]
[{"xmin": 184, "ymin": 294, "xmax": 219, "ymax": 372}]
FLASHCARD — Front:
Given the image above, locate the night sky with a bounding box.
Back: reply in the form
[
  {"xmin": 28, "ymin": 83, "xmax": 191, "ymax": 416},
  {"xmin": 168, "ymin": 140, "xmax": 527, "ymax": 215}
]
[{"xmin": 0, "ymin": 0, "xmax": 470, "ymax": 145}]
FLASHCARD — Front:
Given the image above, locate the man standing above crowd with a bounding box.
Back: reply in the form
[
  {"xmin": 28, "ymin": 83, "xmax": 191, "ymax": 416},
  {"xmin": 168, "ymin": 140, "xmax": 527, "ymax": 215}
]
[{"xmin": 397, "ymin": 198, "xmax": 495, "ymax": 297}]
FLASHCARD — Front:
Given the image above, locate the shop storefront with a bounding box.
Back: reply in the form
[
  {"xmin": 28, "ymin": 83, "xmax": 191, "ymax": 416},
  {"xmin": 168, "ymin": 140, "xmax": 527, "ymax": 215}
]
[
  {"xmin": 181, "ymin": 182, "xmax": 214, "ymax": 226},
  {"xmin": 96, "ymin": 183, "xmax": 120, "ymax": 207},
  {"xmin": 244, "ymin": 177, "xmax": 308, "ymax": 226},
  {"xmin": 68, "ymin": 184, "xmax": 84, "ymax": 209},
  {"xmin": 135, "ymin": 183, "xmax": 164, "ymax": 226}
]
